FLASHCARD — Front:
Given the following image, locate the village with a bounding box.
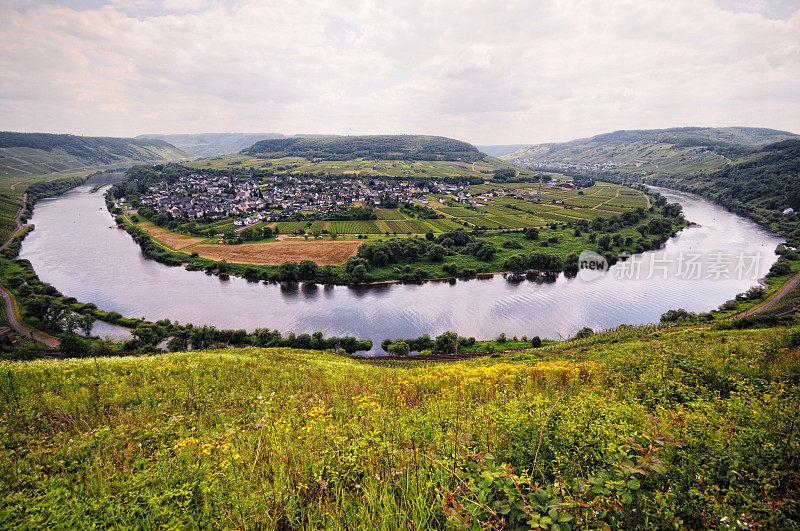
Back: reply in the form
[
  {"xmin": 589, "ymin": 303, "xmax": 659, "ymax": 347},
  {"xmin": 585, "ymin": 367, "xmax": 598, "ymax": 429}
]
[
  {"xmin": 510, "ymin": 157, "xmax": 632, "ymax": 173},
  {"xmin": 138, "ymin": 172, "xmax": 468, "ymax": 225}
]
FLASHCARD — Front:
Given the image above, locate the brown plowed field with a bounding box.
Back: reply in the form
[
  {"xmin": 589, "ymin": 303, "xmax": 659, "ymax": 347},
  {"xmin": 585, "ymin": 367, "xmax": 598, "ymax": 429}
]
[
  {"xmin": 192, "ymin": 240, "xmax": 361, "ymax": 265},
  {"xmin": 138, "ymin": 222, "xmax": 206, "ymax": 250}
]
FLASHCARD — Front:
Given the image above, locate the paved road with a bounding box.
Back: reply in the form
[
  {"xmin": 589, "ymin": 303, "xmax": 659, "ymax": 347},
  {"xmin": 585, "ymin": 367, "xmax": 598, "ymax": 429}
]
[
  {"xmin": 0, "ymin": 193, "xmax": 60, "ymax": 347},
  {"xmin": 0, "ymin": 284, "xmax": 59, "ymax": 348},
  {"xmin": 742, "ymin": 269, "xmax": 800, "ymax": 317},
  {"xmin": 0, "ymin": 193, "xmax": 27, "ymax": 251}
]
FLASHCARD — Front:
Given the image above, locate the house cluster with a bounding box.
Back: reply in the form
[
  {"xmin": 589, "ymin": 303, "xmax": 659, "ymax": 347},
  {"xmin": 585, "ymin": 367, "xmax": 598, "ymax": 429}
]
[
  {"xmin": 511, "ymin": 158, "xmax": 630, "ymax": 173},
  {"xmin": 140, "ymin": 174, "xmax": 266, "ymax": 220},
  {"xmin": 140, "ymin": 173, "xmax": 467, "ymax": 223}
]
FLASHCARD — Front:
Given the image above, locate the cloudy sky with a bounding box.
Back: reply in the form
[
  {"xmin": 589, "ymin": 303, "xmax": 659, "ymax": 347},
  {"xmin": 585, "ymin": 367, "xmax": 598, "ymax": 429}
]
[{"xmin": 1, "ymin": 0, "xmax": 799, "ymax": 144}]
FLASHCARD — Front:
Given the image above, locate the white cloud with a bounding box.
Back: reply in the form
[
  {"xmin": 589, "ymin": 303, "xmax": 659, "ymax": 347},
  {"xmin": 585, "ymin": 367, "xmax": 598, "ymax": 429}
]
[{"xmin": 0, "ymin": 0, "xmax": 798, "ymax": 143}]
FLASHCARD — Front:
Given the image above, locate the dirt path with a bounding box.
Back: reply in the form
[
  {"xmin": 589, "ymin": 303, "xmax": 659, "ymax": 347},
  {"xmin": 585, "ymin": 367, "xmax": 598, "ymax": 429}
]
[
  {"xmin": 592, "ymin": 188, "xmax": 620, "ymax": 210},
  {"xmin": 742, "ymin": 269, "xmax": 800, "ymax": 317}
]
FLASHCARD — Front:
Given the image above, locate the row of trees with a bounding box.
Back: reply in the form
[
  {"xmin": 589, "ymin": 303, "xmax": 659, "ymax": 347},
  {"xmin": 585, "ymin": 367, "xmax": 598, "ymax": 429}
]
[{"xmin": 381, "ymin": 331, "xmax": 544, "ymax": 356}]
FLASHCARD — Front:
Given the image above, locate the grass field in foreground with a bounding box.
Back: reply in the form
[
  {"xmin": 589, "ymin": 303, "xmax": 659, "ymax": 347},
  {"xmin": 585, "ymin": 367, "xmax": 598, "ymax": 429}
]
[{"xmin": 2, "ymin": 323, "xmax": 798, "ymax": 529}]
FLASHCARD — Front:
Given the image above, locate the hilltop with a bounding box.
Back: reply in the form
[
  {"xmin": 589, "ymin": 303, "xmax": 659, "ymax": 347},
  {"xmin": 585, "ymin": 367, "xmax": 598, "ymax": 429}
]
[
  {"xmin": 243, "ymin": 134, "xmax": 485, "ymax": 162},
  {"xmin": 137, "ymin": 132, "xmax": 285, "ymax": 157},
  {"xmin": 503, "ymin": 126, "xmax": 798, "ymax": 178},
  {"xmin": 2, "ymin": 321, "xmax": 798, "ymax": 528},
  {"xmin": 0, "ymin": 132, "xmax": 190, "ymax": 179}
]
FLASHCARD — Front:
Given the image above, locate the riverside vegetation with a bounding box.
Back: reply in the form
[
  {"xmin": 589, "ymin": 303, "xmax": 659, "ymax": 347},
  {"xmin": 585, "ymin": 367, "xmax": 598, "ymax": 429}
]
[{"xmin": 1, "ymin": 320, "xmax": 799, "ymax": 529}]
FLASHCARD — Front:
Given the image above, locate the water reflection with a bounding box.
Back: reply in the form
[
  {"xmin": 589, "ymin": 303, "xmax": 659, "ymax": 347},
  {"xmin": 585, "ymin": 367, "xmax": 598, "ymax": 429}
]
[{"xmin": 19, "ymin": 185, "xmax": 783, "ymax": 355}]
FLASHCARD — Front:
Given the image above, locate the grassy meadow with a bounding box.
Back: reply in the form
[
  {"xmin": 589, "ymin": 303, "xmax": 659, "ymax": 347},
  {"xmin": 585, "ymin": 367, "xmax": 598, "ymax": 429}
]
[
  {"xmin": 183, "ymin": 153, "xmax": 531, "ymax": 180},
  {"xmin": 2, "ymin": 323, "xmax": 799, "ymax": 529}
]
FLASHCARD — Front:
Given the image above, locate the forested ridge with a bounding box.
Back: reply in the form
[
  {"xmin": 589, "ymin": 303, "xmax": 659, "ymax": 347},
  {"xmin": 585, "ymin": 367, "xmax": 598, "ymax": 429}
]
[
  {"xmin": 0, "ymin": 132, "xmax": 188, "ymax": 165},
  {"xmin": 243, "ymin": 134, "xmax": 484, "ymax": 162}
]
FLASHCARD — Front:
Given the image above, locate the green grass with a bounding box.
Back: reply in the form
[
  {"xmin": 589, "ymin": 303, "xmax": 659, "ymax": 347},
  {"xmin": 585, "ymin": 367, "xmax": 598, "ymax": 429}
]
[
  {"xmin": 2, "ymin": 322, "xmax": 798, "ymax": 528},
  {"xmin": 328, "ymin": 220, "xmax": 381, "ymax": 234},
  {"xmin": 185, "ymin": 153, "xmax": 535, "ymax": 180}
]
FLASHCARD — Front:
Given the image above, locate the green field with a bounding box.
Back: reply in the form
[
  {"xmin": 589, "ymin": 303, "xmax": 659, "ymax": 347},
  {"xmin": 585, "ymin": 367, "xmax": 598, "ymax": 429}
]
[
  {"xmin": 328, "ymin": 220, "xmax": 381, "ymax": 234},
  {"xmin": 185, "ymin": 153, "xmax": 537, "ymax": 180},
  {"xmin": 2, "ymin": 322, "xmax": 798, "ymax": 528}
]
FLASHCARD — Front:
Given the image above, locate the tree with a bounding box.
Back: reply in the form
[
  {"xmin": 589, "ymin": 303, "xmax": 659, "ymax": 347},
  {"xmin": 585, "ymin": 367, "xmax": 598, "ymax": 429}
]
[
  {"xmin": 530, "ymin": 336, "xmax": 542, "ymax": 348},
  {"xmin": 59, "ymin": 332, "xmax": 89, "ymax": 357},
  {"xmin": 278, "ymin": 261, "xmax": 299, "ymax": 282},
  {"xmin": 298, "ymin": 260, "xmax": 318, "ymax": 281},
  {"xmin": 132, "ymin": 324, "xmax": 162, "ymax": 346},
  {"xmin": 351, "ymin": 264, "xmax": 369, "ymax": 283},
  {"xmin": 598, "ymin": 234, "xmax": 612, "ymax": 251},
  {"xmin": 167, "ymin": 335, "xmax": 188, "ymax": 352},
  {"xmin": 387, "ymin": 340, "xmax": 410, "ymax": 356},
  {"xmin": 435, "ymin": 331, "xmax": 460, "ymax": 355},
  {"xmin": 769, "ymin": 259, "xmax": 791, "ymax": 277},
  {"xmin": 62, "ymin": 313, "xmax": 83, "ymax": 333},
  {"xmin": 80, "ymin": 314, "xmax": 95, "ymax": 337},
  {"xmin": 574, "ymin": 327, "xmax": 594, "ymax": 340}
]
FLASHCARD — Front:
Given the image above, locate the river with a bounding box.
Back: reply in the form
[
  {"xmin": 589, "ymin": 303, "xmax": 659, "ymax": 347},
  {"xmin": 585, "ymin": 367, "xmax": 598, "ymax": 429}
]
[{"xmin": 19, "ymin": 184, "xmax": 783, "ymax": 354}]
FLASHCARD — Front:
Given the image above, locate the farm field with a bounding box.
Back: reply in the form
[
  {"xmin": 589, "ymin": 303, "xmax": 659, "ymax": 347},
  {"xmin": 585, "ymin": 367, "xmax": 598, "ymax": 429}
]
[
  {"xmin": 184, "ymin": 153, "xmax": 539, "ymax": 180},
  {"xmin": 127, "ymin": 180, "xmax": 657, "ymax": 271},
  {"xmin": 2, "ymin": 323, "xmax": 798, "ymax": 528},
  {"xmin": 136, "ymin": 221, "xmax": 207, "ymax": 250},
  {"xmin": 192, "ymin": 239, "xmax": 361, "ymax": 265}
]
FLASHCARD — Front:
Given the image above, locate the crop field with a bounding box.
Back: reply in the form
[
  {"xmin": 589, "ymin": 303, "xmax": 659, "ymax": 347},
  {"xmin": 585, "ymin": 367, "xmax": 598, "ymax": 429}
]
[
  {"xmin": 423, "ymin": 218, "xmax": 464, "ymax": 231},
  {"xmin": 375, "ymin": 208, "xmax": 405, "ymax": 220},
  {"xmin": 186, "ymin": 153, "xmax": 540, "ymax": 180},
  {"xmin": 375, "ymin": 219, "xmax": 431, "ymax": 234},
  {"xmin": 136, "ymin": 221, "xmax": 206, "ymax": 250},
  {"xmin": 131, "ymin": 180, "xmax": 655, "ymax": 271},
  {"xmin": 328, "ymin": 220, "xmax": 381, "ymax": 234},
  {"xmin": 192, "ymin": 240, "xmax": 361, "ymax": 265},
  {"xmin": 268, "ymin": 221, "xmax": 309, "ymax": 234},
  {"xmin": 461, "ymin": 217, "xmax": 503, "ymax": 229}
]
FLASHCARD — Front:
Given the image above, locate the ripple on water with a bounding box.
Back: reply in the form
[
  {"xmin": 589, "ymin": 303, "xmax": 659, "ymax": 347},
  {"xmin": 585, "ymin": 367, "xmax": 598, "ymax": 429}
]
[{"xmin": 19, "ymin": 185, "xmax": 783, "ymax": 354}]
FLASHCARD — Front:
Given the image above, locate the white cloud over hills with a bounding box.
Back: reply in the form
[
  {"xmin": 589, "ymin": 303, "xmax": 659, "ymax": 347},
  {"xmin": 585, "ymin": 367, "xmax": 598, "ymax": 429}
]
[{"xmin": 1, "ymin": 0, "xmax": 798, "ymax": 144}]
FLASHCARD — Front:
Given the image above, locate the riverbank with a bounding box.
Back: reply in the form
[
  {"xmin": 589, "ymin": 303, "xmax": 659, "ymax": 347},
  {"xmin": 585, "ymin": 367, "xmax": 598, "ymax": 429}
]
[
  {"xmin": 112, "ymin": 196, "xmax": 687, "ymax": 286},
  {"xmin": 20, "ymin": 184, "xmax": 783, "ymax": 354}
]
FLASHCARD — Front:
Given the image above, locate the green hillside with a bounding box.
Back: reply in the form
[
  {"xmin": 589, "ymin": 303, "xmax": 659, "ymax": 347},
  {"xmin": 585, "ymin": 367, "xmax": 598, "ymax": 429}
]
[
  {"xmin": 2, "ymin": 321, "xmax": 798, "ymax": 528},
  {"xmin": 137, "ymin": 133, "xmax": 285, "ymax": 157},
  {"xmin": 0, "ymin": 132, "xmax": 191, "ymax": 179},
  {"xmin": 243, "ymin": 134, "xmax": 485, "ymax": 162},
  {"xmin": 503, "ymin": 127, "xmax": 797, "ymax": 178},
  {"xmin": 185, "ymin": 152, "xmax": 531, "ymax": 181},
  {"xmin": 646, "ymin": 139, "xmax": 800, "ymax": 241}
]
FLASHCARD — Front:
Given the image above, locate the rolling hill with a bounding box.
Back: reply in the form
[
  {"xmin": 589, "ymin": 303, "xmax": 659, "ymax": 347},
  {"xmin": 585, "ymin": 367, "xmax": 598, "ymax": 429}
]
[
  {"xmin": 475, "ymin": 144, "xmax": 530, "ymax": 157},
  {"xmin": 243, "ymin": 134, "xmax": 485, "ymax": 162},
  {"xmin": 137, "ymin": 132, "xmax": 285, "ymax": 157},
  {"xmin": 645, "ymin": 138, "xmax": 800, "ymax": 240},
  {"xmin": 0, "ymin": 132, "xmax": 190, "ymax": 179},
  {"xmin": 503, "ymin": 126, "xmax": 798, "ymax": 178}
]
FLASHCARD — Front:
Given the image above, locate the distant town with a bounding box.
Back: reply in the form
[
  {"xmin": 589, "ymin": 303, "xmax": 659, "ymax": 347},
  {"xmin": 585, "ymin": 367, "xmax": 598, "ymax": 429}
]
[
  {"xmin": 137, "ymin": 173, "xmax": 469, "ymax": 225},
  {"xmin": 511, "ymin": 158, "xmax": 633, "ymax": 173}
]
